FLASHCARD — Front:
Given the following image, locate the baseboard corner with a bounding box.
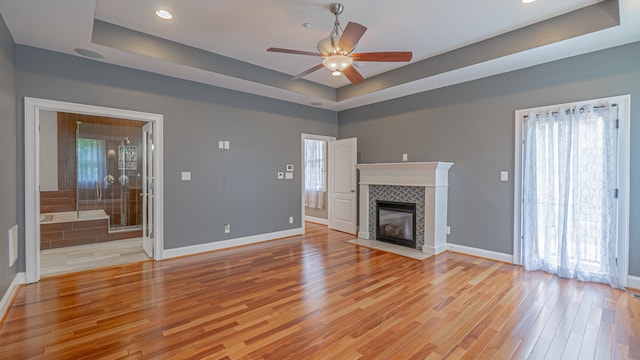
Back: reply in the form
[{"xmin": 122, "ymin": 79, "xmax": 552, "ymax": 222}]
[
  {"xmin": 0, "ymin": 272, "xmax": 26, "ymax": 327},
  {"xmin": 627, "ymin": 275, "xmax": 640, "ymax": 290}
]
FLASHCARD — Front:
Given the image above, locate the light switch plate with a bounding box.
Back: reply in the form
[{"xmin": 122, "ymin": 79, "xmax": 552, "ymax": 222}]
[
  {"xmin": 181, "ymin": 171, "xmax": 191, "ymax": 181},
  {"xmin": 224, "ymin": 141, "xmax": 230, "ymax": 149},
  {"xmin": 500, "ymin": 171, "xmax": 509, "ymax": 181},
  {"xmin": 218, "ymin": 141, "xmax": 224, "ymax": 149},
  {"xmin": 277, "ymin": 172, "xmax": 284, "ymax": 179},
  {"xmin": 285, "ymin": 172, "xmax": 293, "ymax": 179}
]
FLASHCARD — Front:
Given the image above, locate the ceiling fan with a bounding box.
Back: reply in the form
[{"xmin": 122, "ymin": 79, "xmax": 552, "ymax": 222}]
[{"xmin": 267, "ymin": 3, "xmax": 412, "ymax": 85}]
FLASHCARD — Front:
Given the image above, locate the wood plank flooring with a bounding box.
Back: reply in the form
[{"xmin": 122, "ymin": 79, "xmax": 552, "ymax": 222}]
[{"xmin": 1, "ymin": 222, "xmax": 638, "ymax": 359}]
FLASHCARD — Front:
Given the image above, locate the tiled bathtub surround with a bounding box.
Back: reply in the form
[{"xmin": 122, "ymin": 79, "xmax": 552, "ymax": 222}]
[
  {"xmin": 369, "ymin": 185, "xmax": 425, "ymax": 249},
  {"xmin": 40, "ymin": 210, "xmax": 142, "ymax": 249}
]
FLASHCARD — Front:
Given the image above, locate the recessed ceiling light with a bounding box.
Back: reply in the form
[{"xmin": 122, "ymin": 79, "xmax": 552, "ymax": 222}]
[
  {"xmin": 155, "ymin": 9, "xmax": 173, "ymax": 20},
  {"xmin": 302, "ymin": 22, "xmax": 312, "ymax": 28},
  {"xmin": 74, "ymin": 48, "xmax": 104, "ymax": 59},
  {"xmin": 521, "ymin": 0, "xmax": 536, "ymax": 3}
]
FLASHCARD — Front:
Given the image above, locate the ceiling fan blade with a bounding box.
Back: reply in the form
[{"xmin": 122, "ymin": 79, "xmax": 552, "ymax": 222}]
[
  {"xmin": 338, "ymin": 22, "xmax": 367, "ymax": 52},
  {"xmin": 343, "ymin": 66, "xmax": 365, "ymax": 85},
  {"xmin": 267, "ymin": 47, "xmax": 323, "ymax": 57},
  {"xmin": 352, "ymin": 52, "xmax": 413, "ymax": 62},
  {"xmin": 290, "ymin": 64, "xmax": 325, "ymax": 81}
]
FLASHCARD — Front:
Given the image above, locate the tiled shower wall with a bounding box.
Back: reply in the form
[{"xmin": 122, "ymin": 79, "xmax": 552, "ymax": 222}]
[{"xmin": 368, "ymin": 185, "xmax": 425, "ymax": 249}]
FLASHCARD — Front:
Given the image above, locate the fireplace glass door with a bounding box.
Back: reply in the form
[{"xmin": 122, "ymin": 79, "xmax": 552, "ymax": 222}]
[{"xmin": 376, "ymin": 201, "xmax": 416, "ymax": 248}]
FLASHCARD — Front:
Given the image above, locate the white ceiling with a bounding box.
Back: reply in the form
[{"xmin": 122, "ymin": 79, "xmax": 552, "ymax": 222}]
[{"xmin": 1, "ymin": 0, "xmax": 640, "ymax": 110}]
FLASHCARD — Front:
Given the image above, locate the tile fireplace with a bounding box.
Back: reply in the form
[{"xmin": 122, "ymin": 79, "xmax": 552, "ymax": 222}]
[{"xmin": 355, "ymin": 162, "xmax": 453, "ymax": 256}]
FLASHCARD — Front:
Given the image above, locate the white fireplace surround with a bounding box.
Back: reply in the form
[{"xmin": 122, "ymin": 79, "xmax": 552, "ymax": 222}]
[{"xmin": 356, "ymin": 162, "xmax": 453, "ymax": 256}]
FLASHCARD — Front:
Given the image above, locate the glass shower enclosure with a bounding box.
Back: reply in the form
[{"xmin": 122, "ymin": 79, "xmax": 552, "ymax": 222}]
[{"xmin": 76, "ymin": 119, "xmax": 144, "ymax": 231}]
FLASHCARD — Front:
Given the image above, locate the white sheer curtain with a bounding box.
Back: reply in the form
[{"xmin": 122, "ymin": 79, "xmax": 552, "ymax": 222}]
[
  {"xmin": 304, "ymin": 139, "xmax": 326, "ymax": 209},
  {"xmin": 522, "ymin": 102, "xmax": 620, "ymax": 288}
]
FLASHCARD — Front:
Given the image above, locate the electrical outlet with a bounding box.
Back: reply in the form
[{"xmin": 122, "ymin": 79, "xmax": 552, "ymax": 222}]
[
  {"xmin": 446, "ymin": 226, "xmax": 451, "ymax": 235},
  {"xmin": 500, "ymin": 171, "xmax": 509, "ymax": 181},
  {"xmin": 402, "ymin": 153, "xmax": 408, "ymax": 162},
  {"xmin": 289, "ymin": 216, "xmax": 293, "ymax": 224},
  {"xmin": 224, "ymin": 223, "xmax": 230, "ymax": 233}
]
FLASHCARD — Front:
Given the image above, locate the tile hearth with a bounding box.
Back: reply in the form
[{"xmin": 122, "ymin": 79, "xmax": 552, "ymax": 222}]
[{"xmin": 347, "ymin": 238, "xmax": 432, "ymax": 260}]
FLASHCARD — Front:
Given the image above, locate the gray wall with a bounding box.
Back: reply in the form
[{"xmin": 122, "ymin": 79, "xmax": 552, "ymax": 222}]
[
  {"xmin": 339, "ymin": 41, "xmax": 640, "ymax": 277},
  {"xmin": 39, "ymin": 110, "xmax": 58, "ymax": 191},
  {"xmin": 14, "ymin": 46, "xmax": 337, "ymax": 271},
  {"xmin": 0, "ymin": 14, "xmax": 17, "ymax": 296}
]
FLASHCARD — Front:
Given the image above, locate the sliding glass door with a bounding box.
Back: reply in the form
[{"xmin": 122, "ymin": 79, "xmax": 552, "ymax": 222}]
[{"xmin": 521, "ymin": 101, "xmax": 621, "ymax": 288}]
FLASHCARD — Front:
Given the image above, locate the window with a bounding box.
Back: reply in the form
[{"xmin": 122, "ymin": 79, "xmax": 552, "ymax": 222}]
[
  {"xmin": 304, "ymin": 139, "xmax": 326, "ymax": 209},
  {"xmin": 77, "ymin": 138, "xmax": 106, "ymax": 188}
]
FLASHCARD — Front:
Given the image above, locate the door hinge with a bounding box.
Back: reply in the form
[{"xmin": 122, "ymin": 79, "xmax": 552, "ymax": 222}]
[
  {"xmin": 615, "ymin": 119, "xmax": 619, "ymax": 129},
  {"xmin": 614, "ymin": 188, "xmax": 619, "ymax": 198}
]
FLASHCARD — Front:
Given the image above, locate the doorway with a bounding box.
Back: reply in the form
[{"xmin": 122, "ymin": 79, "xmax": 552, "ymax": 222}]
[
  {"xmin": 513, "ymin": 95, "xmax": 630, "ymax": 288},
  {"xmin": 25, "ymin": 98, "xmax": 164, "ymax": 283},
  {"xmin": 301, "ymin": 134, "xmax": 335, "ymax": 233}
]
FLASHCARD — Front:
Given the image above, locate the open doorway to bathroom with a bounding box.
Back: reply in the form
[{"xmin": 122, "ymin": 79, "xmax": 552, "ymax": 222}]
[
  {"xmin": 301, "ymin": 134, "xmax": 335, "ymax": 233},
  {"xmin": 38, "ymin": 111, "xmax": 149, "ymax": 277},
  {"xmin": 25, "ymin": 98, "xmax": 164, "ymax": 283}
]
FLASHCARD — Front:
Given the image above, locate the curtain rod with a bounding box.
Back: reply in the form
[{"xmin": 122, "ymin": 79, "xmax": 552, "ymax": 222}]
[{"xmin": 522, "ymin": 104, "xmax": 615, "ymax": 119}]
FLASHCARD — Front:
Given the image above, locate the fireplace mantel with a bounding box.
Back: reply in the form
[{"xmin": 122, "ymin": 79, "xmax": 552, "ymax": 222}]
[{"xmin": 355, "ymin": 162, "xmax": 453, "ymax": 256}]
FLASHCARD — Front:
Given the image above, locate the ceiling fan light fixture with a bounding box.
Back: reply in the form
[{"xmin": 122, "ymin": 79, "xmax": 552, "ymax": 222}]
[
  {"xmin": 331, "ymin": 70, "xmax": 342, "ymax": 76},
  {"xmin": 317, "ymin": 36, "xmax": 341, "ymax": 55},
  {"xmin": 323, "ymin": 54, "xmax": 353, "ymax": 71}
]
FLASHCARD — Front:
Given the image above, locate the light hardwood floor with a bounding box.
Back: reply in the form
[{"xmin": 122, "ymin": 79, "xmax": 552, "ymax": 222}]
[{"xmin": 1, "ymin": 222, "xmax": 638, "ymax": 359}]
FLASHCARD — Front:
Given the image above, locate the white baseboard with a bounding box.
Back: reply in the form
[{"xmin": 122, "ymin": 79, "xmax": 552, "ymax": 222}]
[
  {"xmin": 305, "ymin": 216, "xmax": 328, "ymax": 225},
  {"xmin": 1, "ymin": 272, "xmax": 25, "ymax": 325},
  {"xmin": 448, "ymin": 243, "xmax": 514, "ymax": 263},
  {"xmin": 162, "ymin": 228, "xmax": 303, "ymax": 259},
  {"xmin": 627, "ymin": 275, "xmax": 640, "ymax": 290},
  {"xmin": 357, "ymin": 231, "xmax": 370, "ymax": 239}
]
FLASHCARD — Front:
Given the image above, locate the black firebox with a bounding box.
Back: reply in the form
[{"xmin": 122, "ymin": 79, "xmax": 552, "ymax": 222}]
[{"xmin": 376, "ymin": 200, "xmax": 417, "ymax": 248}]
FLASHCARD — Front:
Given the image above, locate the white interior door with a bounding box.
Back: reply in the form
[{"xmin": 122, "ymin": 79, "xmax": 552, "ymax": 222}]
[
  {"xmin": 328, "ymin": 138, "xmax": 357, "ymax": 234},
  {"xmin": 142, "ymin": 122, "xmax": 154, "ymax": 258}
]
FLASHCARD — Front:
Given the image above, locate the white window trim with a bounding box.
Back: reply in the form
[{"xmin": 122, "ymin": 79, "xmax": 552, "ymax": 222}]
[{"xmin": 513, "ymin": 95, "xmax": 630, "ymax": 287}]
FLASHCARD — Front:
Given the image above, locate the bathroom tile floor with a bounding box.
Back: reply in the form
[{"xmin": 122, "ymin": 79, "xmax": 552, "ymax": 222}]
[{"xmin": 41, "ymin": 238, "xmax": 151, "ymax": 277}]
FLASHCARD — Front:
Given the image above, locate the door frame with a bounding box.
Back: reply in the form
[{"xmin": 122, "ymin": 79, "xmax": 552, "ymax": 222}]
[
  {"xmin": 512, "ymin": 94, "xmax": 630, "ymax": 286},
  {"xmin": 24, "ymin": 97, "xmax": 165, "ymax": 284},
  {"xmin": 300, "ymin": 133, "xmax": 335, "ymax": 234}
]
